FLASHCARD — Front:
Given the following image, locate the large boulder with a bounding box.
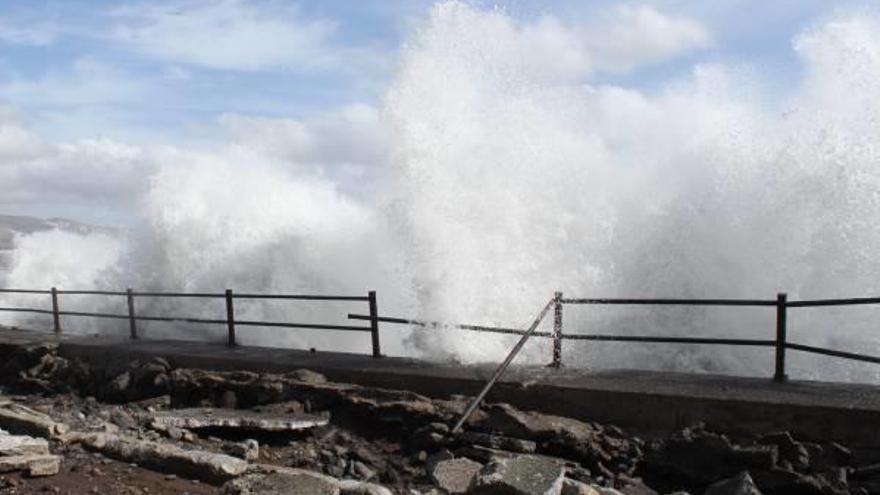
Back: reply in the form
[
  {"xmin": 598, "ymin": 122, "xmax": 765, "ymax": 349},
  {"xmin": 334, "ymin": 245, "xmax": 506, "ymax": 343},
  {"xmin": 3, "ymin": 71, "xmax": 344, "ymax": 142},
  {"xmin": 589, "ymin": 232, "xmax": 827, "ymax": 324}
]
[
  {"xmin": 470, "ymin": 455, "xmax": 566, "ymax": 495},
  {"xmin": 430, "ymin": 457, "xmax": 483, "ymax": 494}
]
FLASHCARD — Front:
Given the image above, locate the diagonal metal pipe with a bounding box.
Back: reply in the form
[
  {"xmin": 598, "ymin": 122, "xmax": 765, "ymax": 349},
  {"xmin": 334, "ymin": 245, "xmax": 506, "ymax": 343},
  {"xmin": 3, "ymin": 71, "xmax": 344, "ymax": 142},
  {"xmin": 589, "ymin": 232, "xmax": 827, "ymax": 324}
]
[{"xmin": 451, "ymin": 298, "xmax": 556, "ymax": 433}]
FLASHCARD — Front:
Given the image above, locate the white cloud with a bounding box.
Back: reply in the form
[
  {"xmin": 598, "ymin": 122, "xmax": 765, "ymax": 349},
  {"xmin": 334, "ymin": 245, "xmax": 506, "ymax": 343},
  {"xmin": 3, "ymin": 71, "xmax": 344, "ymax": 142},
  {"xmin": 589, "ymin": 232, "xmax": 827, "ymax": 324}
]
[
  {"xmin": 108, "ymin": 0, "xmax": 353, "ymax": 72},
  {"xmin": 219, "ymin": 103, "xmax": 386, "ymax": 168},
  {"xmin": 0, "ymin": 106, "xmax": 46, "ymax": 161},
  {"xmin": 0, "ymin": 23, "xmax": 61, "ymax": 46},
  {"xmin": 582, "ymin": 4, "xmax": 712, "ymax": 73},
  {"xmin": 0, "ymin": 58, "xmax": 147, "ymax": 108}
]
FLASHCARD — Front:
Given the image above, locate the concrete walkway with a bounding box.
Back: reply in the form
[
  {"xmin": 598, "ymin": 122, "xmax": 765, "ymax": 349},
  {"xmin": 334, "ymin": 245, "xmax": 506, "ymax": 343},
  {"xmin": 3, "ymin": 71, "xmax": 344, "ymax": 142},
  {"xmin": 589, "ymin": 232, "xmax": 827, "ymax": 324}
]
[{"xmin": 3, "ymin": 327, "xmax": 880, "ymax": 443}]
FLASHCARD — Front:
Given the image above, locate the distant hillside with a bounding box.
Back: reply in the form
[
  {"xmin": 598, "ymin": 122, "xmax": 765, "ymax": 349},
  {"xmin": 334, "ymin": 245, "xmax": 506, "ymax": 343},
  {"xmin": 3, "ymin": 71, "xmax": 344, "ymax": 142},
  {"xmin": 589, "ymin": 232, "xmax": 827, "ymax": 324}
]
[{"xmin": 0, "ymin": 214, "xmax": 115, "ymax": 271}]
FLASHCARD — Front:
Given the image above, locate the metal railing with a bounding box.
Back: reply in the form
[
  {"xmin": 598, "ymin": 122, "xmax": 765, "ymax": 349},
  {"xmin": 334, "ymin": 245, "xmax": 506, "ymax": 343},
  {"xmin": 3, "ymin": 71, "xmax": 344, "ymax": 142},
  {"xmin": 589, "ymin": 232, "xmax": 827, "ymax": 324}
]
[
  {"xmin": 3, "ymin": 286, "xmax": 880, "ymax": 382},
  {"xmin": 350, "ymin": 291, "xmax": 880, "ymax": 383},
  {"xmin": 0, "ymin": 287, "xmax": 383, "ymax": 357}
]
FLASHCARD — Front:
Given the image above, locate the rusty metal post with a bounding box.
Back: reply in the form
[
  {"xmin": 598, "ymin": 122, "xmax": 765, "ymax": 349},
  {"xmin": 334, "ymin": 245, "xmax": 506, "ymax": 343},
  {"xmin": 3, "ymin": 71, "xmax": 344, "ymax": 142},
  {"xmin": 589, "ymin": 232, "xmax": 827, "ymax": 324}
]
[
  {"xmin": 550, "ymin": 291, "xmax": 563, "ymax": 368},
  {"xmin": 774, "ymin": 292, "xmax": 787, "ymax": 382},
  {"xmin": 126, "ymin": 288, "xmax": 137, "ymax": 340},
  {"xmin": 368, "ymin": 291, "xmax": 381, "ymax": 358},
  {"xmin": 225, "ymin": 289, "xmax": 236, "ymax": 347},
  {"xmin": 50, "ymin": 287, "xmax": 61, "ymax": 334}
]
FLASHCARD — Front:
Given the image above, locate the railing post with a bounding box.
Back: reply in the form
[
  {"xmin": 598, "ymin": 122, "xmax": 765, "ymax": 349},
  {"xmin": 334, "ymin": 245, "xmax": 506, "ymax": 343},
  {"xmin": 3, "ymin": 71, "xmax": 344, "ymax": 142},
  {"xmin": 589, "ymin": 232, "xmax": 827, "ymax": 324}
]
[
  {"xmin": 368, "ymin": 290, "xmax": 381, "ymax": 358},
  {"xmin": 126, "ymin": 288, "xmax": 138, "ymax": 340},
  {"xmin": 50, "ymin": 287, "xmax": 61, "ymax": 334},
  {"xmin": 774, "ymin": 292, "xmax": 787, "ymax": 382},
  {"xmin": 225, "ymin": 289, "xmax": 236, "ymax": 347},
  {"xmin": 550, "ymin": 291, "xmax": 563, "ymax": 368}
]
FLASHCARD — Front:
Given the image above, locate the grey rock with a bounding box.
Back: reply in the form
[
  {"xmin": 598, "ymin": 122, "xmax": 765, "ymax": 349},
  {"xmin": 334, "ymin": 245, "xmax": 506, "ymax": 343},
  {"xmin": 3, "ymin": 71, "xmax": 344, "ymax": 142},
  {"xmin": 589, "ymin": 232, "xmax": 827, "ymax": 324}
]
[
  {"xmin": 430, "ymin": 457, "xmax": 482, "ymax": 494},
  {"xmin": 224, "ymin": 470, "xmax": 340, "ymax": 494},
  {"xmin": 703, "ymin": 472, "xmax": 762, "ymax": 495},
  {"xmin": 425, "ymin": 449, "xmax": 454, "ymax": 474},
  {"xmin": 470, "ymin": 455, "xmax": 566, "ymax": 495}
]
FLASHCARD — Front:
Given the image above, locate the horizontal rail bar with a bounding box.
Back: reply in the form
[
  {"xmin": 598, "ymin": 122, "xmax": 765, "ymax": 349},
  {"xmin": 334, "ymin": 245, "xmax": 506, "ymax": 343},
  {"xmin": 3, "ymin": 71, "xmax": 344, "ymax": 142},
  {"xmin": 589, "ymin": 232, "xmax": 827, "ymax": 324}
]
[
  {"xmin": 561, "ymin": 298, "xmax": 777, "ymax": 306},
  {"xmin": 0, "ymin": 307, "xmax": 54, "ymax": 315},
  {"xmin": 786, "ymin": 342, "xmax": 880, "ymax": 365},
  {"xmin": 348, "ymin": 314, "xmax": 553, "ymax": 338},
  {"xmin": 233, "ymin": 294, "xmax": 368, "ymax": 301},
  {"xmin": 48, "ymin": 309, "xmax": 228, "ymax": 325},
  {"xmin": 235, "ymin": 320, "xmax": 372, "ymax": 332},
  {"xmin": 0, "ymin": 289, "xmax": 51, "ymax": 294},
  {"xmin": 129, "ymin": 291, "xmax": 226, "ymax": 298},
  {"xmin": 562, "ymin": 333, "xmax": 776, "ymax": 346},
  {"xmin": 787, "ymin": 297, "xmax": 880, "ymax": 307},
  {"xmin": 55, "ymin": 290, "xmax": 128, "ymax": 296}
]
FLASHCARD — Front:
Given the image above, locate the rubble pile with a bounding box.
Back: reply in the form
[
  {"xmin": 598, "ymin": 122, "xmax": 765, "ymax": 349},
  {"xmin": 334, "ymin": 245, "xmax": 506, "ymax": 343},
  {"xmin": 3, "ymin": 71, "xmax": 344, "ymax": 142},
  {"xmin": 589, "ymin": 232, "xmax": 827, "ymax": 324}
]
[{"xmin": 0, "ymin": 343, "xmax": 877, "ymax": 494}]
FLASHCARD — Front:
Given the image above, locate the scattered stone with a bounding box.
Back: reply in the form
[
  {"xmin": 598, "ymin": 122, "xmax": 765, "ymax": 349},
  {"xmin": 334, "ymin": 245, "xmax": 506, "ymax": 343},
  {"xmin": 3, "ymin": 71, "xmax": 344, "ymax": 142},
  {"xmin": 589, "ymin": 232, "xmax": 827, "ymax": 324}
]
[
  {"xmin": 84, "ymin": 433, "xmax": 248, "ymax": 483},
  {"xmin": 470, "ymin": 455, "xmax": 566, "ymax": 495},
  {"xmin": 703, "ymin": 472, "xmax": 762, "ymax": 495},
  {"xmin": 430, "ymin": 457, "xmax": 482, "ymax": 494},
  {"xmin": 151, "ymin": 408, "xmax": 329, "ymax": 432}
]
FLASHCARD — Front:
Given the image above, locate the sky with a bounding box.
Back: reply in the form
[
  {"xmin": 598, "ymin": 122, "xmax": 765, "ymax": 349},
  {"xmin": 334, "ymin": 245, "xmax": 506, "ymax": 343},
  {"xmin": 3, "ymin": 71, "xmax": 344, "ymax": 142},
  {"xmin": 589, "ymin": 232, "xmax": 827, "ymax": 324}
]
[{"xmin": 0, "ymin": 0, "xmax": 866, "ymax": 225}]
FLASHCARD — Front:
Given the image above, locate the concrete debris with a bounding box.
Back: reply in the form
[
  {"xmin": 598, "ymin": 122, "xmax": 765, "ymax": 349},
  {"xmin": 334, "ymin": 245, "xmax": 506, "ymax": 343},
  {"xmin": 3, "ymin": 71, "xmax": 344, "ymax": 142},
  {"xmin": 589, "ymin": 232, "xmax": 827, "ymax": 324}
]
[
  {"xmin": 430, "ymin": 457, "xmax": 483, "ymax": 494},
  {"xmin": 0, "ymin": 402, "xmax": 69, "ymax": 438},
  {"xmin": 0, "ymin": 422, "xmax": 60, "ymax": 477},
  {"xmin": 151, "ymin": 407, "xmax": 329, "ymax": 432},
  {"xmin": 0, "ymin": 428, "xmax": 49, "ymax": 456},
  {"xmin": 0, "ymin": 453, "xmax": 61, "ymax": 477},
  {"xmin": 84, "ymin": 433, "xmax": 248, "ymax": 483},
  {"xmin": 470, "ymin": 454, "xmax": 566, "ymax": 495}
]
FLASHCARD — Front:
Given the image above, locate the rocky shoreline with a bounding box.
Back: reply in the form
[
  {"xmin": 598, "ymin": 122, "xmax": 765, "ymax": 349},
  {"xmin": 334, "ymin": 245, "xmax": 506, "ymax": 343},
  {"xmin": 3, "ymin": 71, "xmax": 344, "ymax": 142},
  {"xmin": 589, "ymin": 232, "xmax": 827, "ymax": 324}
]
[{"xmin": 0, "ymin": 342, "xmax": 875, "ymax": 494}]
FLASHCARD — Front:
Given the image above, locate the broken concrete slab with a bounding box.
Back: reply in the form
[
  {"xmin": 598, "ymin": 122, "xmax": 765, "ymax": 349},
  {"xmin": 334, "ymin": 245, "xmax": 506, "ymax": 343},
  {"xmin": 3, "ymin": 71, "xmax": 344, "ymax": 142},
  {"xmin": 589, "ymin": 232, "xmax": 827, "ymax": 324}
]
[
  {"xmin": 470, "ymin": 455, "xmax": 566, "ymax": 495},
  {"xmin": 84, "ymin": 433, "xmax": 248, "ymax": 483},
  {"xmin": 0, "ymin": 454, "xmax": 61, "ymax": 477},
  {"xmin": 0, "ymin": 403, "xmax": 68, "ymax": 438},
  {"xmin": 0, "ymin": 429, "xmax": 50, "ymax": 456},
  {"xmin": 151, "ymin": 408, "xmax": 329, "ymax": 432},
  {"xmin": 430, "ymin": 457, "xmax": 483, "ymax": 494},
  {"xmin": 224, "ymin": 468, "xmax": 340, "ymax": 495}
]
